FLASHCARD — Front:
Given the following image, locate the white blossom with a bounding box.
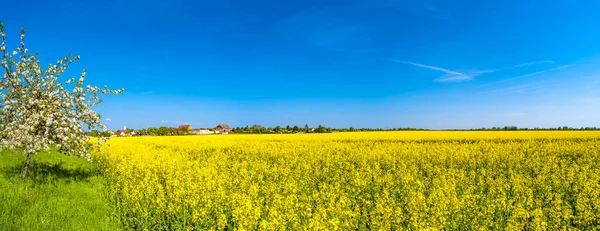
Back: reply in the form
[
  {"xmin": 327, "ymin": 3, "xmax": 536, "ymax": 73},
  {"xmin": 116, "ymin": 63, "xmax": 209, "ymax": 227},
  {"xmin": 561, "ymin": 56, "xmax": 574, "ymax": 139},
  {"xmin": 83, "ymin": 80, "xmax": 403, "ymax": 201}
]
[{"xmin": 0, "ymin": 23, "xmax": 123, "ymax": 177}]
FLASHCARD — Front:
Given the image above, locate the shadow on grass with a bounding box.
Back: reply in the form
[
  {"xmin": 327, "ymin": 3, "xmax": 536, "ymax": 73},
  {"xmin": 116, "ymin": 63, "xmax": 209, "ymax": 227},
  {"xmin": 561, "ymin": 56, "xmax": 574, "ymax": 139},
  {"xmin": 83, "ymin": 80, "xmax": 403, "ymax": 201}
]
[{"xmin": 1, "ymin": 161, "xmax": 95, "ymax": 184}]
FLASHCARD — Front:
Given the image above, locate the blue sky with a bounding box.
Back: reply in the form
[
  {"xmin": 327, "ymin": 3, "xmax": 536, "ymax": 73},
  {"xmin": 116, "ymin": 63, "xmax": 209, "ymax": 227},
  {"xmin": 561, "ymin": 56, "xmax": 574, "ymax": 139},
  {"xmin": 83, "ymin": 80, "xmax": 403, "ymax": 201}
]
[{"xmin": 3, "ymin": 0, "xmax": 600, "ymax": 129}]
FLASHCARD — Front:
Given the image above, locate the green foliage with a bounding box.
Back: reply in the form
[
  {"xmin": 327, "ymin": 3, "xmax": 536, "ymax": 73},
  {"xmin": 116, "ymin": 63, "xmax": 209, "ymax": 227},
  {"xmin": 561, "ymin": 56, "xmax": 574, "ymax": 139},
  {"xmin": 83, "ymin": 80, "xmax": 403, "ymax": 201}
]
[
  {"xmin": 90, "ymin": 130, "xmax": 100, "ymax": 137},
  {"xmin": 470, "ymin": 126, "xmax": 600, "ymax": 131},
  {"xmin": 0, "ymin": 150, "xmax": 120, "ymax": 230},
  {"xmin": 101, "ymin": 131, "xmax": 112, "ymax": 137},
  {"xmin": 158, "ymin": 126, "xmax": 170, "ymax": 136},
  {"xmin": 314, "ymin": 124, "xmax": 332, "ymax": 133}
]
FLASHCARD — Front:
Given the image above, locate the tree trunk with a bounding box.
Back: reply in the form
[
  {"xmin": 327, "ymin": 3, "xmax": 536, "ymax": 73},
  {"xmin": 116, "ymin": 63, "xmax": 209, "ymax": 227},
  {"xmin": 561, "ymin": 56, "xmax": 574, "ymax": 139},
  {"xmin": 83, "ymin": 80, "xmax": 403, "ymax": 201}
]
[{"xmin": 21, "ymin": 152, "xmax": 33, "ymax": 180}]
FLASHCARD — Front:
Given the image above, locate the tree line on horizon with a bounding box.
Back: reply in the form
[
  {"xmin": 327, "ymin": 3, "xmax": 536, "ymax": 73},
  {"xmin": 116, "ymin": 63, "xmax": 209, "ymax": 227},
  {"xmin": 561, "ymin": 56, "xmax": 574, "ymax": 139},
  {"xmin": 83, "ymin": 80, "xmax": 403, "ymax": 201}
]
[
  {"xmin": 89, "ymin": 126, "xmax": 194, "ymax": 137},
  {"xmin": 467, "ymin": 126, "xmax": 600, "ymax": 131},
  {"xmin": 88, "ymin": 125, "xmax": 600, "ymax": 137},
  {"xmin": 88, "ymin": 124, "xmax": 429, "ymax": 137}
]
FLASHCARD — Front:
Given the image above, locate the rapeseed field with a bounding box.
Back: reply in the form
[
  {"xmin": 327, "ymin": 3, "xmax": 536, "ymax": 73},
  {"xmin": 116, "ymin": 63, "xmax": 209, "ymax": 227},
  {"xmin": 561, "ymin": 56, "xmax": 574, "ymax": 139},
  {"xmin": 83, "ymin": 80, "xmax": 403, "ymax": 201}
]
[{"xmin": 96, "ymin": 131, "xmax": 600, "ymax": 230}]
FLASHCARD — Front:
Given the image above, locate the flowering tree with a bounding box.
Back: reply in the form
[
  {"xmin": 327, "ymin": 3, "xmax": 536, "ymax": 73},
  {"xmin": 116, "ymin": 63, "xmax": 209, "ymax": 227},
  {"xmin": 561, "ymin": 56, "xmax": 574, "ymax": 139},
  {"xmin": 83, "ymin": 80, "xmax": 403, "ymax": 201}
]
[{"xmin": 0, "ymin": 23, "xmax": 123, "ymax": 179}]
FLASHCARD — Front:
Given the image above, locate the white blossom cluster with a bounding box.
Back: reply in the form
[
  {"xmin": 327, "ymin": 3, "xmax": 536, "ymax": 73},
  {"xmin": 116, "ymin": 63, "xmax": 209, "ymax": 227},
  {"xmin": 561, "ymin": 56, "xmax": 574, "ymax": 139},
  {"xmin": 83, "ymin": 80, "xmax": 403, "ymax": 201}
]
[{"xmin": 0, "ymin": 24, "xmax": 123, "ymax": 160}]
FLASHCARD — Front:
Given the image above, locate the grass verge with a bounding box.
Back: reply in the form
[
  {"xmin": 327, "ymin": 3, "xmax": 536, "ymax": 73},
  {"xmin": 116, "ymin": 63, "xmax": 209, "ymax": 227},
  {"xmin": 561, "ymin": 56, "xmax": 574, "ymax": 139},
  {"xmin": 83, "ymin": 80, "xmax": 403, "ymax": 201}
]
[{"xmin": 0, "ymin": 150, "xmax": 120, "ymax": 231}]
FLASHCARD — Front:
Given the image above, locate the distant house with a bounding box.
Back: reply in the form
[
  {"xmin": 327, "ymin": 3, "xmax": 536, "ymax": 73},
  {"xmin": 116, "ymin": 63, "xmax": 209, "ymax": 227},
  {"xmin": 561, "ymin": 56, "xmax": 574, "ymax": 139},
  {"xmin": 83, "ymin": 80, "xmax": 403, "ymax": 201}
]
[
  {"xmin": 114, "ymin": 125, "xmax": 135, "ymax": 137},
  {"xmin": 119, "ymin": 130, "xmax": 136, "ymax": 136},
  {"xmin": 115, "ymin": 126, "xmax": 132, "ymax": 137},
  {"xmin": 215, "ymin": 124, "xmax": 231, "ymax": 134},
  {"xmin": 190, "ymin": 129, "xmax": 213, "ymax": 135}
]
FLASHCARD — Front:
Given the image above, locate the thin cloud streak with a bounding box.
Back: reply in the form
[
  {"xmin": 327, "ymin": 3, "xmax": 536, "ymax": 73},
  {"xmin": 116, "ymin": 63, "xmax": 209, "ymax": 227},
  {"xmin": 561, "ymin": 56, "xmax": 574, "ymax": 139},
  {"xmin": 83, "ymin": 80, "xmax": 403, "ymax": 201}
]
[
  {"xmin": 434, "ymin": 74, "xmax": 473, "ymax": 82},
  {"xmin": 463, "ymin": 60, "xmax": 554, "ymax": 74},
  {"xmin": 480, "ymin": 65, "xmax": 570, "ymax": 87},
  {"xmin": 389, "ymin": 59, "xmax": 556, "ymax": 83},
  {"xmin": 482, "ymin": 83, "xmax": 534, "ymax": 94},
  {"xmin": 482, "ymin": 83, "xmax": 546, "ymax": 94},
  {"xmin": 390, "ymin": 60, "xmax": 464, "ymax": 75},
  {"xmin": 483, "ymin": 60, "xmax": 555, "ymax": 73},
  {"xmin": 512, "ymin": 60, "xmax": 554, "ymax": 68},
  {"xmin": 389, "ymin": 59, "xmax": 473, "ymax": 82},
  {"xmin": 105, "ymin": 118, "xmax": 111, "ymax": 122}
]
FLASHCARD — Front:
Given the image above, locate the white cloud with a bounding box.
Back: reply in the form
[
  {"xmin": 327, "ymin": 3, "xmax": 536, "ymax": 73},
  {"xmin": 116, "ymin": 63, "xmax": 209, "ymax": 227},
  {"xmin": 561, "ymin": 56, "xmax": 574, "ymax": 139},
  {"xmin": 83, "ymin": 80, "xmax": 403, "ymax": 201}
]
[
  {"xmin": 105, "ymin": 118, "xmax": 111, "ymax": 122},
  {"xmin": 161, "ymin": 120, "xmax": 169, "ymax": 123}
]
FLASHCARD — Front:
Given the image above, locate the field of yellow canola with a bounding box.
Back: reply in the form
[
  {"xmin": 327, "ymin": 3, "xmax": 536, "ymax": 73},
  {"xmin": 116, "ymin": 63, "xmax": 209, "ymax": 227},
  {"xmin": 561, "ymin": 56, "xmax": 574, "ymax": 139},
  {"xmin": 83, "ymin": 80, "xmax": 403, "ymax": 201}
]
[{"xmin": 96, "ymin": 131, "xmax": 600, "ymax": 230}]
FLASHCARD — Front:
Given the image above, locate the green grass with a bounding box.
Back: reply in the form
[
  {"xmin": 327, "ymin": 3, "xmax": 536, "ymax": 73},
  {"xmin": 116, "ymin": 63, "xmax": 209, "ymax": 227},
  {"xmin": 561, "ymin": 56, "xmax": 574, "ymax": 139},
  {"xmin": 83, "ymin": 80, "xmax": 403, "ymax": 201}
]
[{"xmin": 0, "ymin": 150, "xmax": 120, "ymax": 231}]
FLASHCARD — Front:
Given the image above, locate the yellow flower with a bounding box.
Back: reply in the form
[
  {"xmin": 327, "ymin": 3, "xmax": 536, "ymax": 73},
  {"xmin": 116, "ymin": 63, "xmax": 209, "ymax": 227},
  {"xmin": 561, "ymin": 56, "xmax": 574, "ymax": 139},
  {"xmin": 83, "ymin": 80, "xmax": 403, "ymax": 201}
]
[{"xmin": 96, "ymin": 131, "xmax": 600, "ymax": 229}]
